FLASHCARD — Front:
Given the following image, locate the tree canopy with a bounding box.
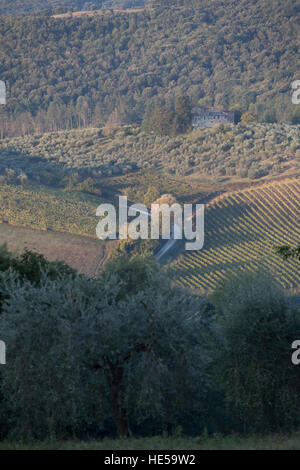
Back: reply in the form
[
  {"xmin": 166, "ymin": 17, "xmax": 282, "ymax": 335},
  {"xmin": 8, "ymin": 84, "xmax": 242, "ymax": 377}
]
[{"xmin": 0, "ymin": 0, "xmax": 298, "ymax": 137}]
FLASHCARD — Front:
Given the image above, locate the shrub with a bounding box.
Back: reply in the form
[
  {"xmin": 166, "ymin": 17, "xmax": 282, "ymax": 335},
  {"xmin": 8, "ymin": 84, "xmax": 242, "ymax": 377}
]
[
  {"xmin": 210, "ymin": 271, "xmax": 300, "ymax": 433},
  {"xmin": 0, "ymin": 256, "xmax": 212, "ymax": 440}
]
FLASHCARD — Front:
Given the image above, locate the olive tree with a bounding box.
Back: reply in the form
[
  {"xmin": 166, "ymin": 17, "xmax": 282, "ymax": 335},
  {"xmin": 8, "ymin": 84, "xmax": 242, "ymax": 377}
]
[
  {"xmin": 0, "ymin": 256, "xmax": 210, "ymax": 439},
  {"xmin": 210, "ymin": 271, "xmax": 300, "ymax": 433},
  {"xmin": 77, "ymin": 256, "xmax": 210, "ymax": 437},
  {"xmin": 0, "ymin": 269, "xmax": 104, "ymax": 440},
  {"xmin": 275, "ymin": 245, "xmax": 300, "ymax": 261}
]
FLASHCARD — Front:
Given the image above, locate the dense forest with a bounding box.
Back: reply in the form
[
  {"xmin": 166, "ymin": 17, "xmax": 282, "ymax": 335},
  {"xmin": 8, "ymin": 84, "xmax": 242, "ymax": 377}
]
[
  {"xmin": 0, "ymin": 0, "xmax": 146, "ymax": 15},
  {"xmin": 0, "ymin": 0, "xmax": 299, "ymax": 137}
]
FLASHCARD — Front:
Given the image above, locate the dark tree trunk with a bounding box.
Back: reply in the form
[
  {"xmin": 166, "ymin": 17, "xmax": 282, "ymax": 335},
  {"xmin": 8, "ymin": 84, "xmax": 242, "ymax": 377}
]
[{"xmin": 107, "ymin": 366, "xmax": 130, "ymax": 438}]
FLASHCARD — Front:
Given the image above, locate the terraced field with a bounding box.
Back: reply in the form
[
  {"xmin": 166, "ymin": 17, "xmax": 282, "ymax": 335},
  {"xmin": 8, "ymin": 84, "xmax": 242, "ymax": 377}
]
[{"xmin": 172, "ymin": 178, "xmax": 300, "ymax": 293}]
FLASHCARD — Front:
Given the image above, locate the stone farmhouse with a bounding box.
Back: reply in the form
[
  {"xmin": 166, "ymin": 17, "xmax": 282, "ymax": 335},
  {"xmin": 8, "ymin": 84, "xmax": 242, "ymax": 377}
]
[{"xmin": 192, "ymin": 107, "xmax": 234, "ymax": 129}]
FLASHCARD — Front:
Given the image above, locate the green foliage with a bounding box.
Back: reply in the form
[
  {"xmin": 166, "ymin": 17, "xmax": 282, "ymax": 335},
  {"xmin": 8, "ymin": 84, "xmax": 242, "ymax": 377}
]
[
  {"xmin": 172, "ymin": 95, "xmax": 192, "ymax": 136},
  {"xmin": 4, "ymin": 432, "xmax": 300, "ymax": 449},
  {"xmin": 0, "ymin": 271, "xmax": 104, "ymax": 440},
  {"xmin": 291, "ymin": 108, "xmax": 300, "ymax": 125},
  {"xmin": 0, "ymin": 244, "xmax": 77, "ymax": 312},
  {"xmin": 0, "ymin": 0, "xmax": 146, "ymax": 15},
  {"xmin": 143, "ymin": 186, "xmax": 160, "ymax": 207},
  {"xmin": 241, "ymin": 112, "xmax": 257, "ymax": 124},
  {"xmin": 0, "ymin": 255, "xmax": 211, "ymax": 439},
  {"xmin": 114, "ymin": 237, "xmax": 159, "ymax": 258},
  {"xmin": 210, "ymin": 271, "xmax": 300, "ymax": 433},
  {"xmin": 0, "ymin": 123, "xmax": 298, "ymax": 182},
  {"xmin": 64, "ymin": 173, "xmax": 101, "ymax": 195},
  {"xmin": 0, "ymin": 250, "xmax": 299, "ymax": 440},
  {"xmin": 275, "ymin": 245, "xmax": 300, "ymax": 261},
  {"xmin": 142, "ymin": 95, "xmax": 192, "ymax": 136},
  {"xmin": 0, "ymin": 244, "xmax": 76, "ymax": 286},
  {"xmin": 104, "ymin": 255, "xmax": 158, "ymax": 298},
  {"xmin": 142, "ymin": 107, "xmax": 174, "ymax": 136},
  {"xmin": 0, "ymin": 183, "xmax": 100, "ymax": 237},
  {"xmin": 172, "ymin": 179, "xmax": 300, "ymax": 293},
  {"xmin": 0, "ymin": 0, "xmax": 298, "ymax": 137}
]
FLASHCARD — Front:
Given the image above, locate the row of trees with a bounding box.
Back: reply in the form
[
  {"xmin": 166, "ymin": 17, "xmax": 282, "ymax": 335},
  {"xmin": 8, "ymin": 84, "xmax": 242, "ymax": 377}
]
[
  {"xmin": 0, "ymin": 246, "xmax": 299, "ymax": 440},
  {"xmin": 0, "ymin": 122, "xmax": 298, "ymax": 191},
  {"xmin": 142, "ymin": 95, "xmax": 192, "ymax": 136}
]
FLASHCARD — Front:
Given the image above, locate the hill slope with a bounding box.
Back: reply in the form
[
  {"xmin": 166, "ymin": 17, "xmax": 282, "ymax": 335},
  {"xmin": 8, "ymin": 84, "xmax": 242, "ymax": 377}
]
[
  {"xmin": 0, "ymin": 124, "xmax": 298, "ymax": 187},
  {"xmin": 171, "ymin": 178, "xmax": 300, "ymax": 293},
  {"xmin": 0, "ymin": 223, "xmax": 115, "ymax": 276},
  {"xmin": 0, "ymin": 1, "xmax": 146, "ymax": 16},
  {"xmin": 0, "ymin": 0, "xmax": 298, "ymax": 137}
]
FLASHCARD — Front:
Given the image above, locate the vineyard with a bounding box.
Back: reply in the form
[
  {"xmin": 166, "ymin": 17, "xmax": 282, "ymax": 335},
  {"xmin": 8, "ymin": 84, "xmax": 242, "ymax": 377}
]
[
  {"xmin": 171, "ymin": 178, "xmax": 300, "ymax": 293},
  {"xmin": 0, "ymin": 184, "xmax": 102, "ymax": 237}
]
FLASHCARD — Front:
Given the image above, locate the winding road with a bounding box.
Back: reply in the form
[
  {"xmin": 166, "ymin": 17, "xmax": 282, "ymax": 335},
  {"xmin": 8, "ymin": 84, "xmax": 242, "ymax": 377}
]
[{"xmin": 123, "ymin": 203, "xmax": 181, "ymax": 261}]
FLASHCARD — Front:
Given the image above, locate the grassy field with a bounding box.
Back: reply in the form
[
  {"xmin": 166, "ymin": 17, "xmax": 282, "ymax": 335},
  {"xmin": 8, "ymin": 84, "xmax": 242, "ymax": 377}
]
[
  {"xmin": 171, "ymin": 178, "xmax": 300, "ymax": 293},
  {"xmin": 0, "ymin": 182, "xmax": 118, "ymax": 275},
  {"xmin": 0, "ymin": 223, "xmax": 116, "ymax": 276},
  {"xmin": 0, "ymin": 183, "xmax": 103, "ymax": 237},
  {"xmin": 1, "ymin": 432, "xmax": 300, "ymax": 450}
]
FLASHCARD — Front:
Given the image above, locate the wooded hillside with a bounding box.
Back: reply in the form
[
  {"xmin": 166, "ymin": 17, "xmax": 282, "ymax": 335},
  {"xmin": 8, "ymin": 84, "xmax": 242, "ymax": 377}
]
[{"xmin": 0, "ymin": 0, "xmax": 298, "ymax": 137}]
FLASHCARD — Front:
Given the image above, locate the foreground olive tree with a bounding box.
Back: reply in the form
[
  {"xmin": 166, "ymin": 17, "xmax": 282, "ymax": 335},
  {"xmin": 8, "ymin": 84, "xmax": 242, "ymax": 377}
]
[
  {"xmin": 210, "ymin": 271, "xmax": 300, "ymax": 433},
  {"xmin": 0, "ymin": 256, "xmax": 209, "ymax": 439},
  {"xmin": 78, "ymin": 256, "xmax": 209, "ymax": 437}
]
